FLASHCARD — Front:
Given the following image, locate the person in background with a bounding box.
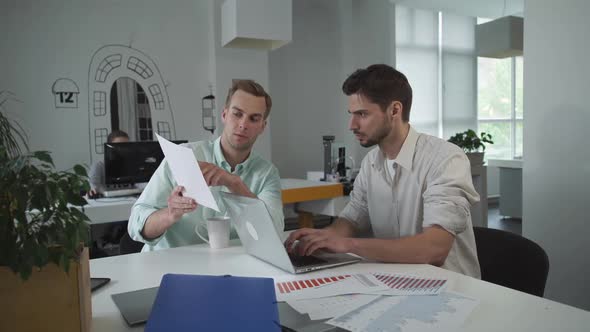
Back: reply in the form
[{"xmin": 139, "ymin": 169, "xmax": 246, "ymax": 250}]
[
  {"xmin": 285, "ymin": 64, "xmax": 481, "ymax": 278},
  {"xmin": 87, "ymin": 130, "xmax": 130, "ymax": 198},
  {"xmin": 128, "ymin": 80, "xmax": 284, "ymax": 251}
]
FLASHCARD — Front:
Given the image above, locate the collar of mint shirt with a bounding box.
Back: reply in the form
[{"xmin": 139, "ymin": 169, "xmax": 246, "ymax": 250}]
[
  {"xmin": 212, "ymin": 136, "xmax": 254, "ymax": 174},
  {"xmin": 371, "ymin": 125, "xmax": 419, "ymax": 177}
]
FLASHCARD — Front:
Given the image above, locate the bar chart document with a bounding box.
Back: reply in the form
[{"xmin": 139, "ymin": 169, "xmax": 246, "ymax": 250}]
[
  {"xmin": 273, "ymin": 273, "xmax": 388, "ymax": 302},
  {"xmin": 370, "ymin": 273, "xmax": 448, "ymax": 296},
  {"xmin": 327, "ymin": 291, "xmax": 479, "ymax": 332}
]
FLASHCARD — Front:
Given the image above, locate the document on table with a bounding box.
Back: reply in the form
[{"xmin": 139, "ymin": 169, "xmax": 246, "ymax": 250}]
[
  {"xmin": 327, "ymin": 291, "xmax": 479, "ymax": 332},
  {"xmin": 155, "ymin": 134, "xmax": 219, "ymax": 211},
  {"xmin": 273, "ymin": 273, "xmax": 388, "ymax": 302},
  {"xmin": 370, "ymin": 273, "xmax": 448, "ymax": 296},
  {"xmin": 288, "ymin": 294, "xmax": 380, "ymax": 320}
]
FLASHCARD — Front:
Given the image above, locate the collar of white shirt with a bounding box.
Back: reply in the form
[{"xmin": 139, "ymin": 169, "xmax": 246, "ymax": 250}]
[{"xmin": 372, "ymin": 125, "xmax": 420, "ymax": 172}]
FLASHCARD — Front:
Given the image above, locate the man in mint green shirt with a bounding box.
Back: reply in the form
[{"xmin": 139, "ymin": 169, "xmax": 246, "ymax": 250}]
[{"xmin": 128, "ymin": 80, "xmax": 284, "ymax": 251}]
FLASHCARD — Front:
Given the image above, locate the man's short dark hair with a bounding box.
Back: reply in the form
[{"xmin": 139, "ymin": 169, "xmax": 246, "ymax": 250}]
[
  {"xmin": 342, "ymin": 64, "xmax": 413, "ymax": 122},
  {"xmin": 225, "ymin": 80, "xmax": 272, "ymax": 119},
  {"xmin": 107, "ymin": 130, "xmax": 129, "ymax": 143}
]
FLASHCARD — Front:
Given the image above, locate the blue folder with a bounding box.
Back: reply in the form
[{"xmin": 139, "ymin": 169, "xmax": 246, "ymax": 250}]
[{"xmin": 145, "ymin": 274, "xmax": 280, "ymax": 332}]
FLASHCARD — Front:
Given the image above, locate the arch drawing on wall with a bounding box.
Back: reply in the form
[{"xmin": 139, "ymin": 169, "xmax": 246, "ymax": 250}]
[{"xmin": 87, "ymin": 44, "xmax": 177, "ymax": 163}]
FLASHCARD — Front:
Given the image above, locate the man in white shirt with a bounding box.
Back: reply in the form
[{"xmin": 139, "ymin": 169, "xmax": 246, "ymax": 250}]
[{"xmin": 285, "ymin": 64, "xmax": 481, "ymax": 278}]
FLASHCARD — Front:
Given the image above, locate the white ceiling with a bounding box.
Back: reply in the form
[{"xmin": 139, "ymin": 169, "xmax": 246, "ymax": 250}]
[{"xmin": 392, "ymin": 0, "xmax": 524, "ymax": 19}]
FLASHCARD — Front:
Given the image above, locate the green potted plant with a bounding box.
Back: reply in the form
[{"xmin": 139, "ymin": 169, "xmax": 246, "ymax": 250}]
[
  {"xmin": 448, "ymin": 129, "xmax": 494, "ymax": 166},
  {"xmin": 0, "ymin": 108, "xmax": 92, "ymax": 331}
]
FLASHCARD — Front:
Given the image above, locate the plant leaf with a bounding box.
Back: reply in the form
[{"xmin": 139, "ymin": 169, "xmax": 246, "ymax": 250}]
[
  {"xmin": 33, "ymin": 151, "xmax": 53, "ymax": 166},
  {"xmin": 73, "ymin": 164, "xmax": 88, "ymax": 177}
]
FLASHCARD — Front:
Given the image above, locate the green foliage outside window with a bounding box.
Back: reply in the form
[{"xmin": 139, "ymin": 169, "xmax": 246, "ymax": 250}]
[{"xmin": 478, "ymin": 58, "xmax": 511, "ymax": 119}]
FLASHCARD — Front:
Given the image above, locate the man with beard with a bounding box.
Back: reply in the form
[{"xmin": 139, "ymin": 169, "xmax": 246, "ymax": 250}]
[
  {"xmin": 285, "ymin": 64, "xmax": 481, "ymax": 278},
  {"xmin": 129, "ymin": 80, "xmax": 283, "ymax": 251}
]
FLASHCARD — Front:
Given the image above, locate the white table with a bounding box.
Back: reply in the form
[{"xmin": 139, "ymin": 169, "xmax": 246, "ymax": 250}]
[{"xmin": 90, "ymin": 243, "xmax": 590, "ymax": 332}]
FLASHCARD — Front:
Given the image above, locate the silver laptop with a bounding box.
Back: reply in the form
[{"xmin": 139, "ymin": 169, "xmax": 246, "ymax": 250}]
[{"xmin": 221, "ymin": 191, "xmax": 360, "ymax": 274}]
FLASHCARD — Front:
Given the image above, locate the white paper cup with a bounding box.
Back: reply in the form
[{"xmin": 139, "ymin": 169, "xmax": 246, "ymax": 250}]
[{"xmin": 195, "ymin": 217, "xmax": 231, "ymax": 249}]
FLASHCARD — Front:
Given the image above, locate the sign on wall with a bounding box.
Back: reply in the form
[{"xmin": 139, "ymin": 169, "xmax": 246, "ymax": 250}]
[{"xmin": 52, "ymin": 78, "xmax": 79, "ymax": 108}]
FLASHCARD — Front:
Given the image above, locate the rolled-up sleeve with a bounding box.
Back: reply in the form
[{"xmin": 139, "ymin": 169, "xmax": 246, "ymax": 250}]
[
  {"xmin": 256, "ymin": 166, "xmax": 284, "ymax": 234},
  {"xmin": 339, "ymin": 157, "xmax": 371, "ymax": 233},
  {"xmin": 128, "ymin": 160, "xmax": 175, "ymax": 245},
  {"xmin": 422, "ymin": 152, "xmax": 480, "ymax": 235}
]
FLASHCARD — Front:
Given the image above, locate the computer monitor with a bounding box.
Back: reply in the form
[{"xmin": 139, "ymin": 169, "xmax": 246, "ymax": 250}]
[{"xmin": 104, "ymin": 140, "xmax": 187, "ymax": 186}]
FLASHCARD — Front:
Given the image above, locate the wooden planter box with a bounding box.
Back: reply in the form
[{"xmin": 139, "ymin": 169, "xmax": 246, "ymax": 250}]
[{"xmin": 0, "ymin": 248, "xmax": 92, "ymax": 332}]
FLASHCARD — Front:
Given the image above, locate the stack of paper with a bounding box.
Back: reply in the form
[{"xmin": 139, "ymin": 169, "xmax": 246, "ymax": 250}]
[{"xmin": 275, "ymin": 272, "xmax": 478, "ymax": 332}]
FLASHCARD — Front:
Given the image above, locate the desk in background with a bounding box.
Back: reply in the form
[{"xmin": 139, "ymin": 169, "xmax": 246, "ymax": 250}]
[
  {"xmin": 285, "ymin": 167, "xmax": 488, "ymax": 229},
  {"xmin": 82, "ymin": 179, "xmax": 344, "ymax": 227},
  {"xmin": 280, "ymin": 178, "xmax": 343, "ymax": 228},
  {"xmin": 90, "ymin": 242, "xmax": 590, "ymax": 332},
  {"xmin": 471, "ymin": 164, "xmax": 488, "ymax": 227},
  {"xmin": 81, "ymin": 197, "xmax": 136, "ymax": 225},
  {"xmin": 488, "ymin": 159, "xmax": 523, "ymax": 218},
  {"xmin": 81, "ymin": 176, "xmax": 487, "ymax": 229}
]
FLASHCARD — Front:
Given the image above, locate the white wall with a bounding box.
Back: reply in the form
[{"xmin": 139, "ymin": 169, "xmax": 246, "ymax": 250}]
[
  {"xmin": 0, "ymin": 0, "xmax": 502, "ymax": 202},
  {"xmin": 0, "ymin": 0, "xmax": 276, "ymax": 171},
  {"xmin": 269, "ymin": 0, "xmax": 395, "ymax": 178},
  {"xmin": 211, "ymin": 0, "xmax": 272, "ymax": 161},
  {"xmin": 0, "ymin": 0, "xmax": 214, "ymax": 170},
  {"xmin": 269, "ymin": 0, "xmax": 346, "ymax": 178},
  {"xmin": 523, "ymin": 0, "xmax": 590, "ymax": 310}
]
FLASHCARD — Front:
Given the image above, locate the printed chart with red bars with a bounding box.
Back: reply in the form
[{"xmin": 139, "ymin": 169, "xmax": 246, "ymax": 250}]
[
  {"xmin": 371, "ymin": 273, "xmax": 448, "ymax": 296},
  {"xmin": 274, "ymin": 273, "xmax": 389, "ymax": 302},
  {"xmin": 278, "ymin": 275, "xmax": 350, "ymax": 294}
]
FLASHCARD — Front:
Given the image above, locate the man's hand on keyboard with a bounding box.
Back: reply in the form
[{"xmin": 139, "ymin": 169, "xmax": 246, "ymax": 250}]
[
  {"xmin": 285, "ymin": 228, "xmax": 353, "ymax": 256},
  {"xmin": 87, "ymin": 189, "xmax": 102, "ymax": 199}
]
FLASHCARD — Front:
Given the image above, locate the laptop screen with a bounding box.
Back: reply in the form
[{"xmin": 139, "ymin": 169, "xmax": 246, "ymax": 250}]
[{"xmin": 221, "ymin": 192, "xmax": 295, "ymax": 273}]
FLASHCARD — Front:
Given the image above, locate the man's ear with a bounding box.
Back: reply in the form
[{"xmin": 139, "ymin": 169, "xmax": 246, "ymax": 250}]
[
  {"xmin": 389, "ymin": 101, "xmax": 403, "ymax": 119},
  {"xmin": 261, "ymin": 119, "xmax": 267, "ymax": 131},
  {"xmin": 221, "ymin": 108, "xmax": 228, "ymax": 124}
]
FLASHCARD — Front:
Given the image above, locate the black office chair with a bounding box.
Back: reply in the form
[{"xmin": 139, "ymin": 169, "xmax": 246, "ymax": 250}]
[
  {"xmin": 119, "ymin": 232, "xmax": 145, "ymax": 255},
  {"xmin": 473, "ymin": 226, "xmax": 549, "ymax": 297}
]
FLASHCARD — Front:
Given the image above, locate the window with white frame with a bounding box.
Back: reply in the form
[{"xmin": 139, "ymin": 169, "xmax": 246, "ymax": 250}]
[
  {"xmin": 477, "ymin": 55, "xmax": 523, "ymax": 160},
  {"xmin": 395, "ymin": 5, "xmax": 477, "ymax": 140}
]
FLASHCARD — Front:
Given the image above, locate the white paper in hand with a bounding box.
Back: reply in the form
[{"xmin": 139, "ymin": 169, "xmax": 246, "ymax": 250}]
[{"xmin": 155, "ymin": 134, "xmax": 219, "ymax": 212}]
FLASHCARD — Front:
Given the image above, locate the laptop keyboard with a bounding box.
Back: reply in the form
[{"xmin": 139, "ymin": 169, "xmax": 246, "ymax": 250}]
[{"xmin": 288, "ymin": 253, "xmax": 327, "ymax": 267}]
